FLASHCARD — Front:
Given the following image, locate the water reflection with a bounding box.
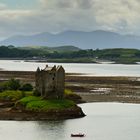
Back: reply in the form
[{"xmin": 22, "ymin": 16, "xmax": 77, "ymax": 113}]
[
  {"xmin": 36, "ymin": 121, "xmax": 66, "ymax": 140},
  {"xmin": 0, "ymin": 103, "xmax": 140, "ymax": 140}
]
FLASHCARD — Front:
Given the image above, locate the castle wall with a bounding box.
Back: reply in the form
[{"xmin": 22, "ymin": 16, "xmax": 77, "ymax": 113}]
[
  {"xmin": 35, "ymin": 70, "xmax": 43, "ymax": 96},
  {"xmin": 56, "ymin": 66, "xmax": 65, "ymax": 98},
  {"xmin": 35, "ymin": 65, "xmax": 65, "ymax": 99},
  {"xmin": 43, "ymin": 71, "xmax": 56, "ymax": 98}
]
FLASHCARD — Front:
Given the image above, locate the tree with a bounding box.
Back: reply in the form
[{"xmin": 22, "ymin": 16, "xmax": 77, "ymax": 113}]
[
  {"xmin": 7, "ymin": 79, "xmax": 21, "ymax": 90},
  {"xmin": 21, "ymin": 83, "xmax": 33, "ymax": 91}
]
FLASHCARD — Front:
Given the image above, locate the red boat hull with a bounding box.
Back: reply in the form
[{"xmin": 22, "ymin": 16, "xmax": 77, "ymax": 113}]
[{"xmin": 71, "ymin": 134, "xmax": 85, "ymax": 137}]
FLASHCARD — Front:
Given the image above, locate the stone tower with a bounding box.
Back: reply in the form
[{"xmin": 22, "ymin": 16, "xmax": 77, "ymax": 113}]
[{"xmin": 35, "ymin": 65, "xmax": 65, "ymax": 99}]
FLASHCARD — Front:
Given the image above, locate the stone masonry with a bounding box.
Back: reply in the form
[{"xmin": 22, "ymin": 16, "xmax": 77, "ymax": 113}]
[{"xmin": 35, "ymin": 65, "xmax": 65, "ymax": 99}]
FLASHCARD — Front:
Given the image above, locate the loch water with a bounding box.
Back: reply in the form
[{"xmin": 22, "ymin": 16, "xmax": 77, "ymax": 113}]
[
  {"xmin": 0, "ymin": 60, "xmax": 140, "ymax": 140},
  {"xmin": 0, "ymin": 103, "xmax": 140, "ymax": 140},
  {"xmin": 0, "ymin": 60, "xmax": 140, "ymax": 76}
]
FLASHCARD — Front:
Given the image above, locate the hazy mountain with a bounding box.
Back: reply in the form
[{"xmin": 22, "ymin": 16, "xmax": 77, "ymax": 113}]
[{"xmin": 1, "ymin": 30, "xmax": 140, "ymax": 49}]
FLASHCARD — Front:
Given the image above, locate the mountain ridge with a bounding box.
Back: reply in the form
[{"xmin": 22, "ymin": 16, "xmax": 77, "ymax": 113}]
[{"xmin": 1, "ymin": 30, "xmax": 140, "ymax": 49}]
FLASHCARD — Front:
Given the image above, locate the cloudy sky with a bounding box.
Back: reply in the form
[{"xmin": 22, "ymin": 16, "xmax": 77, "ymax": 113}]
[{"xmin": 0, "ymin": 0, "xmax": 140, "ymax": 39}]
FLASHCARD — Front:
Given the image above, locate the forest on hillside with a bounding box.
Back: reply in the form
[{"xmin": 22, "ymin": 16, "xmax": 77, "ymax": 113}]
[{"xmin": 0, "ymin": 46, "xmax": 140, "ymax": 64}]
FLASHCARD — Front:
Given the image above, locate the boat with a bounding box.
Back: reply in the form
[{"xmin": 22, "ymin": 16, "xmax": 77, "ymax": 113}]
[{"xmin": 71, "ymin": 133, "xmax": 85, "ymax": 137}]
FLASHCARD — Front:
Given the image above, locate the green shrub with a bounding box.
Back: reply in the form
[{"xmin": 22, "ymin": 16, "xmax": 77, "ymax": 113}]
[
  {"xmin": 0, "ymin": 81, "xmax": 9, "ymax": 91},
  {"xmin": 0, "ymin": 90, "xmax": 23, "ymax": 101},
  {"xmin": 0, "ymin": 79, "xmax": 21, "ymax": 91},
  {"xmin": 64, "ymin": 89, "xmax": 82, "ymax": 103},
  {"xmin": 21, "ymin": 83, "xmax": 33, "ymax": 91},
  {"xmin": 0, "ymin": 80, "xmax": 34, "ymax": 92},
  {"xmin": 0, "ymin": 90, "xmax": 34, "ymax": 101},
  {"xmin": 65, "ymin": 89, "xmax": 73, "ymax": 95},
  {"xmin": 7, "ymin": 79, "xmax": 21, "ymax": 90}
]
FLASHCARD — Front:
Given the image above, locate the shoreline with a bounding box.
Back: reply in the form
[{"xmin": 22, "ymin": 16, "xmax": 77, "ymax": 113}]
[
  {"xmin": 0, "ymin": 100, "xmax": 139, "ymax": 121},
  {"xmin": 0, "ymin": 70, "xmax": 140, "ymax": 104},
  {"xmin": 0, "ymin": 101, "xmax": 85, "ymax": 121},
  {"xmin": 66, "ymin": 75, "xmax": 140, "ymax": 104},
  {"xmin": 79, "ymin": 94, "xmax": 140, "ymax": 104},
  {"xmin": 0, "ymin": 58, "xmax": 140, "ymax": 65},
  {"xmin": 0, "ymin": 70, "xmax": 140, "ymax": 120}
]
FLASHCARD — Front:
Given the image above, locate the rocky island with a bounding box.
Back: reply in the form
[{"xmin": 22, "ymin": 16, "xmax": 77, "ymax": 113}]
[
  {"xmin": 0, "ymin": 65, "xmax": 85, "ymax": 121},
  {"xmin": 0, "ymin": 98, "xmax": 85, "ymax": 121}
]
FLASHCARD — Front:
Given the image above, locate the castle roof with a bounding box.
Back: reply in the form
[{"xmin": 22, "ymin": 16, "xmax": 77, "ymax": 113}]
[
  {"xmin": 37, "ymin": 65, "xmax": 64, "ymax": 72},
  {"xmin": 43, "ymin": 65, "xmax": 56, "ymax": 72}
]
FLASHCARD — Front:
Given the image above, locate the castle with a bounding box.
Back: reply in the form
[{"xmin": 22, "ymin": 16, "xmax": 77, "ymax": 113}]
[{"xmin": 35, "ymin": 65, "xmax": 65, "ymax": 99}]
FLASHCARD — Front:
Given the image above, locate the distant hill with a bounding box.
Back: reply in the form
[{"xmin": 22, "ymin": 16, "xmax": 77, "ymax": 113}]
[
  {"xmin": 0, "ymin": 46, "xmax": 140, "ymax": 64},
  {"xmin": 1, "ymin": 30, "xmax": 140, "ymax": 49},
  {"xmin": 20, "ymin": 45, "xmax": 80, "ymax": 53}
]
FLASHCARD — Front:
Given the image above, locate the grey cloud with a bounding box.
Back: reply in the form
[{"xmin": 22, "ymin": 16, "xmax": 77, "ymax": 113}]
[
  {"xmin": 40, "ymin": 0, "xmax": 94, "ymax": 9},
  {"xmin": 0, "ymin": 0, "xmax": 140, "ymax": 39},
  {"xmin": 75, "ymin": 0, "xmax": 94, "ymax": 9},
  {"xmin": 39, "ymin": 0, "xmax": 74, "ymax": 8}
]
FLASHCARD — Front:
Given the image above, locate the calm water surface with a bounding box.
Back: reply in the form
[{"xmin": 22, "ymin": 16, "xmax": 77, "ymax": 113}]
[
  {"xmin": 0, "ymin": 61, "xmax": 140, "ymax": 139},
  {"xmin": 0, "ymin": 60, "xmax": 140, "ymax": 76},
  {"xmin": 0, "ymin": 103, "xmax": 140, "ymax": 140}
]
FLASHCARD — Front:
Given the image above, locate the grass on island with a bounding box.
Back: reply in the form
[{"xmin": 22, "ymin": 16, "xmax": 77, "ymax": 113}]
[
  {"xmin": 64, "ymin": 89, "xmax": 82, "ymax": 101},
  {"xmin": 0, "ymin": 89, "xmax": 78, "ymax": 112},
  {"xmin": 65, "ymin": 89, "xmax": 73, "ymax": 95},
  {"xmin": 18, "ymin": 96, "xmax": 75, "ymax": 112},
  {"xmin": 0, "ymin": 90, "xmax": 33, "ymax": 101}
]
